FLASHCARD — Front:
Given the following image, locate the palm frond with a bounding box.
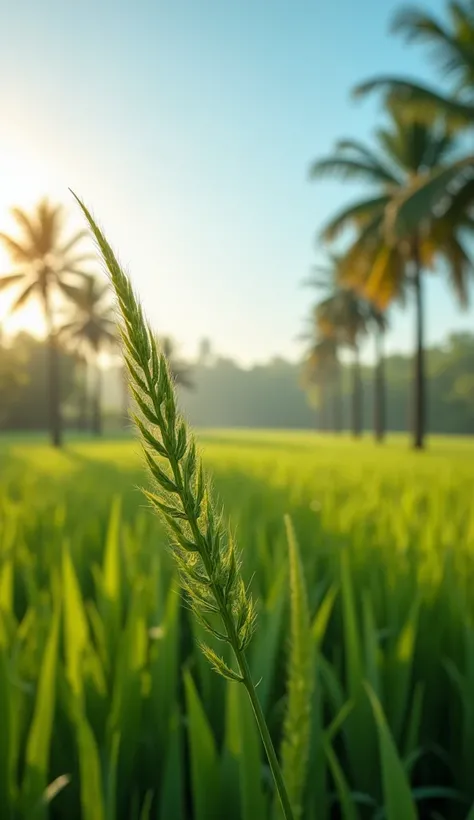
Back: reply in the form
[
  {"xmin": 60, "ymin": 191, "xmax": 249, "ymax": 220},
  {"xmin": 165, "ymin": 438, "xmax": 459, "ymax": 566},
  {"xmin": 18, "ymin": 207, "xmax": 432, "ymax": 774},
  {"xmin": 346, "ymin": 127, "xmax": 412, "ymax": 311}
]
[
  {"xmin": 36, "ymin": 200, "xmax": 64, "ymax": 255},
  {"xmin": 354, "ymin": 77, "xmax": 474, "ymax": 128},
  {"xmin": 0, "ymin": 272, "xmax": 27, "ymax": 291},
  {"xmin": 8, "ymin": 281, "xmax": 37, "ymax": 314},
  {"xmin": 56, "ymin": 281, "xmax": 86, "ymax": 304},
  {"xmin": 439, "ymin": 234, "xmax": 472, "ymax": 308},
  {"xmin": 310, "ymin": 156, "xmax": 398, "ymax": 187},
  {"xmin": 10, "ymin": 207, "xmax": 40, "ymax": 247},
  {"xmin": 384, "ymin": 156, "xmax": 474, "ymax": 241},
  {"xmin": 59, "ymin": 230, "xmax": 89, "ymax": 256},
  {"xmin": 392, "ymin": 5, "xmax": 474, "ymax": 80},
  {"xmin": 0, "ymin": 234, "xmax": 32, "ymax": 264},
  {"xmin": 364, "ymin": 245, "xmax": 406, "ymax": 309},
  {"xmin": 319, "ymin": 196, "xmax": 388, "ymax": 242},
  {"xmin": 60, "ymin": 252, "xmax": 96, "ymax": 270}
]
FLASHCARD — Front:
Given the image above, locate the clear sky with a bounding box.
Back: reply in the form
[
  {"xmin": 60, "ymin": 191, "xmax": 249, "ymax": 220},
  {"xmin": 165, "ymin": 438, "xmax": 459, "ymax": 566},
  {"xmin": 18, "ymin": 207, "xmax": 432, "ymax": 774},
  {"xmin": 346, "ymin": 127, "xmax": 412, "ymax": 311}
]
[{"xmin": 0, "ymin": 0, "xmax": 472, "ymax": 365}]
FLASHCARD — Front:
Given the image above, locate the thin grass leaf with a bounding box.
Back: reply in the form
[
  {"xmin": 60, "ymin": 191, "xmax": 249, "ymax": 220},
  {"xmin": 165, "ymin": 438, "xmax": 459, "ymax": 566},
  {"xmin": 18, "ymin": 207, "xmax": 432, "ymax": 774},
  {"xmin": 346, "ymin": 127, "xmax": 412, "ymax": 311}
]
[
  {"xmin": 280, "ymin": 515, "xmax": 313, "ymax": 820},
  {"xmin": 22, "ymin": 605, "xmax": 61, "ymax": 817},
  {"xmin": 365, "ymin": 684, "xmax": 418, "ymax": 820},
  {"xmin": 184, "ymin": 670, "xmax": 220, "ymax": 820}
]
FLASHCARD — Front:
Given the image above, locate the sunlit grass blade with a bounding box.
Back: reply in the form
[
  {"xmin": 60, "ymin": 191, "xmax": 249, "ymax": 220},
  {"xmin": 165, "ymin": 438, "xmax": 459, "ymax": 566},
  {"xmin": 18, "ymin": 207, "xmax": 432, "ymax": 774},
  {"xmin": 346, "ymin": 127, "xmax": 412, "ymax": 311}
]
[
  {"xmin": 73, "ymin": 700, "xmax": 106, "ymax": 820},
  {"xmin": 62, "ymin": 542, "xmax": 90, "ymax": 699},
  {"xmin": 21, "ymin": 605, "xmax": 61, "ymax": 818},
  {"xmin": 279, "ymin": 515, "xmax": 313, "ymax": 820},
  {"xmin": 100, "ymin": 498, "xmax": 123, "ymax": 660}
]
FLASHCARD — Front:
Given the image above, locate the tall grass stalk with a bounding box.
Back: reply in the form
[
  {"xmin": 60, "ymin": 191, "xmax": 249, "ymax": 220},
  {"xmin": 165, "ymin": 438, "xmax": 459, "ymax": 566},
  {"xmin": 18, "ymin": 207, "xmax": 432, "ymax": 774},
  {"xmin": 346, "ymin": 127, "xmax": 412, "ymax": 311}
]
[{"xmin": 72, "ymin": 192, "xmax": 295, "ymax": 820}]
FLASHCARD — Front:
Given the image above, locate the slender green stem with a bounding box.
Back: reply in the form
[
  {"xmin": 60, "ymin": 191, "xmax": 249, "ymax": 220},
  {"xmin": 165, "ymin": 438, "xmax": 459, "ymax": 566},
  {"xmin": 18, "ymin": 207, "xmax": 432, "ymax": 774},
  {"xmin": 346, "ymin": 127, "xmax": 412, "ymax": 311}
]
[
  {"xmin": 238, "ymin": 652, "xmax": 295, "ymax": 820},
  {"xmin": 161, "ymin": 408, "xmax": 294, "ymax": 819}
]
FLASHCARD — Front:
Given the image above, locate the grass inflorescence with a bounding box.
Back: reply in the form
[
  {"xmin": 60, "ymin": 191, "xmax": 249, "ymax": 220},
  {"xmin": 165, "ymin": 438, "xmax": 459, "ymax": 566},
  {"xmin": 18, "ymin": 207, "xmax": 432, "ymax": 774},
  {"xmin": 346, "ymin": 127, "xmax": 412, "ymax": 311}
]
[{"xmin": 72, "ymin": 193, "xmax": 295, "ymax": 820}]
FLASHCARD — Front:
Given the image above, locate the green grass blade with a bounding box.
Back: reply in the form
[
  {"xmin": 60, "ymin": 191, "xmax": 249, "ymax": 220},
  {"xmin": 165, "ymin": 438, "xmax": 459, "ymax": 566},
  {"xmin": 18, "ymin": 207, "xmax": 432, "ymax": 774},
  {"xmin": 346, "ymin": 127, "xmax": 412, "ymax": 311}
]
[
  {"xmin": 235, "ymin": 683, "xmax": 267, "ymax": 820},
  {"xmin": 365, "ymin": 684, "xmax": 418, "ymax": 820},
  {"xmin": 323, "ymin": 740, "xmax": 360, "ymax": 820},
  {"xmin": 250, "ymin": 563, "xmax": 287, "ymax": 715},
  {"xmin": 159, "ymin": 708, "xmax": 184, "ymax": 820},
  {"xmin": 388, "ymin": 597, "xmax": 419, "ymax": 743},
  {"xmin": 105, "ymin": 732, "xmax": 120, "ymax": 820},
  {"xmin": 100, "ymin": 498, "xmax": 123, "ymax": 657},
  {"xmin": 22, "ymin": 605, "xmax": 60, "ymax": 818},
  {"xmin": 280, "ymin": 515, "xmax": 313, "ymax": 820},
  {"xmin": 74, "ymin": 701, "xmax": 106, "ymax": 820},
  {"xmin": 0, "ymin": 642, "xmax": 13, "ymax": 819},
  {"xmin": 184, "ymin": 670, "xmax": 220, "ymax": 820},
  {"xmin": 62, "ymin": 542, "xmax": 90, "ymax": 699}
]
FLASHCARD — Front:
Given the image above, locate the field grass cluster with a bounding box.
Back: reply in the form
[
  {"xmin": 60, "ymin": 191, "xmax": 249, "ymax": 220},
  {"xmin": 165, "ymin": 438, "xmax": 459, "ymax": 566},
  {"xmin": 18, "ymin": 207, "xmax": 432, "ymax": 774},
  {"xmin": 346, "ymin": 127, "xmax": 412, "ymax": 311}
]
[{"xmin": 1, "ymin": 431, "xmax": 474, "ymax": 819}]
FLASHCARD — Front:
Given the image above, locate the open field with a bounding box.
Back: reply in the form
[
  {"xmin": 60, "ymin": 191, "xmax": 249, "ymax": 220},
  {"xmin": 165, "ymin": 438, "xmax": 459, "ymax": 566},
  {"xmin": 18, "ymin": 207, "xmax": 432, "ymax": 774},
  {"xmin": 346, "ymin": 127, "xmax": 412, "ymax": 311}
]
[{"xmin": 1, "ymin": 432, "xmax": 474, "ymax": 819}]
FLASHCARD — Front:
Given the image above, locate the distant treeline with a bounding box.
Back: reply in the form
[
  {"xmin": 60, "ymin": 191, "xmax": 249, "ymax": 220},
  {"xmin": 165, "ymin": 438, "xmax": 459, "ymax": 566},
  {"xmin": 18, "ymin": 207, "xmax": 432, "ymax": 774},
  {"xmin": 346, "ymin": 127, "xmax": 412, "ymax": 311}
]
[
  {"xmin": 1, "ymin": 330, "xmax": 473, "ymax": 435},
  {"xmin": 177, "ymin": 333, "xmax": 474, "ymax": 435}
]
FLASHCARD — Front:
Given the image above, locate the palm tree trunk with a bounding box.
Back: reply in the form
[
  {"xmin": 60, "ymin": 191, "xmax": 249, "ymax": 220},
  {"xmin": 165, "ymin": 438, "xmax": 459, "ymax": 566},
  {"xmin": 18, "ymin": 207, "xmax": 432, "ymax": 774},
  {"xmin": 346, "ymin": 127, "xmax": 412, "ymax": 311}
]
[
  {"xmin": 352, "ymin": 345, "xmax": 362, "ymax": 438},
  {"xmin": 319, "ymin": 381, "xmax": 328, "ymax": 432},
  {"xmin": 77, "ymin": 357, "xmax": 88, "ymax": 432},
  {"xmin": 92, "ymin": 363, "xmax": 103, "ymax": 436},
  {"xmin": 44, "ymin": 292, "xmax": 62, "ymax": 448},
  {"xmin": 333, "ymin": 358, "xmax": 343, "ymax": 433},
  {"xmin": 374, "ymin": 328, "xmax": 385, "ymax": 442},
  {"xmin": 413, "ymin": 256, "xmax": 425, "ymax": 450}
]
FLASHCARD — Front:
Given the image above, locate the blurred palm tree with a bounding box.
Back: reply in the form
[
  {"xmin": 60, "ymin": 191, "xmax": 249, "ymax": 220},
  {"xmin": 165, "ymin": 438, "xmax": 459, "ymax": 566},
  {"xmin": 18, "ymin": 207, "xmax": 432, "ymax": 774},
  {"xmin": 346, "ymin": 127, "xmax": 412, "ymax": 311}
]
[
  {"xmin": 0, "ymin": 200, "xmax": 91, "ymax": 446},
  {"xmin": 368, "ymin": 305, "xmax": 389, "ymax": 442},
  {"xmin": 301, "ymin": 335, "xmax": 340, "ymax": 433},
  {"xmin": 353, "ymin": 1, "xmax": 474, "ymax": 242},
  {"xmin": 311, "ymin": 106, "xmax": 472, "ymax": 447},
  {"xmin": 60, "ymin": 276, "xmax": 117, "ymax": 436},
  {"xmin": 314, "ymin": 278, "xmax": 368, "ymax": 438}
]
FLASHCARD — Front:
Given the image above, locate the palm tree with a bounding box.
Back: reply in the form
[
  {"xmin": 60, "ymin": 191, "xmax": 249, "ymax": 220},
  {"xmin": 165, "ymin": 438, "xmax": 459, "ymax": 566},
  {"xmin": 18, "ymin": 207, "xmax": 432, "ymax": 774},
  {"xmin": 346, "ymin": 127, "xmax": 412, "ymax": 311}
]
[
  {"xmin": 0, "ymin": 200, "xmax": 91, "ymax": 446},
  {"xmin": 59, "ymin": 276, "xmax": 117, "ymax": 436},
  {"xmin": 308, "ymin": 258, "xmax": 368, "ymax": 437},
  {"xmin": 353, "ymin": 1, "xmax": 474, "ymax": 240},
  {"xmin": 301, "ymin": 335, "xmax": 340, "ymax": 432},
  {"xmin": 310, "ymin": 106, "xmax": 472, "ymax": 448}
]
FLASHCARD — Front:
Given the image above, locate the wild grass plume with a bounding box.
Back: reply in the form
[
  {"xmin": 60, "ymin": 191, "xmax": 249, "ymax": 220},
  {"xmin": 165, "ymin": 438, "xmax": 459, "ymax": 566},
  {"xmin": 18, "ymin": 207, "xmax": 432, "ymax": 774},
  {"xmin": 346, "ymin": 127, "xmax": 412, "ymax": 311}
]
[{"xmin": 72, "ymin": 192, "xmax": 295, "ymax": 820}]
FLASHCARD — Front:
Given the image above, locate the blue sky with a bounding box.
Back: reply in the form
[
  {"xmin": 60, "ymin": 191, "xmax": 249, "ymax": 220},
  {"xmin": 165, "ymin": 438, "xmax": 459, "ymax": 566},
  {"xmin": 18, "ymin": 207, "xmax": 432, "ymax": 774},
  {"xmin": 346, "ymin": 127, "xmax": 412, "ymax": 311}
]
[{"xmin": 1, "ymin": 0, "xmax": 472, "ymax": 364}]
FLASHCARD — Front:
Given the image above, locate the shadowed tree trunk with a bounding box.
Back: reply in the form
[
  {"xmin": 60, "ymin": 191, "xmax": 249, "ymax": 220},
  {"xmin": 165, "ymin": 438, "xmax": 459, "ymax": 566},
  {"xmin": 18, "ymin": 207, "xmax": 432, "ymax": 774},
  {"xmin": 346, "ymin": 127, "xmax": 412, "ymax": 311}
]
[
  {"xmin": 413, "ymin": 255, "xmax": 425, "ymax": 450},
  {"xmin": 374, "ymin": 327, "xmax": 385, "ymax": 442},
  {"xmin": 352, "ymin": 345, "xmax": 362, "ymax": 438},
  {"xmin": 332, "ymin": 358, "xmax": 343, "ymax": 433},
  {"xmin": 44, "ymin": 293, "xmax": 62, "ymax": 448},
  {"xmin": 92, "ymin": 364, "xmax": 103, "ymax": 436},
  {"xmin": 76, "ymin": 357, "xmax": 89, "ymax": 432},
  {"xmin": 319, "ymin": 381, "xmax": 330, "ymax": 432}
]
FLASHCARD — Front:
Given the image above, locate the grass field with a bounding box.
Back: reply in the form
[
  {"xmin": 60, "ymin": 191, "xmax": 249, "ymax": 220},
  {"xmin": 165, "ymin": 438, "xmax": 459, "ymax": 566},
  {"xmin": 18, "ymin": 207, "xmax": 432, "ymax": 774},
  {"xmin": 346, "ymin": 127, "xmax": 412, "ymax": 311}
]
[{"xmin": 1, "ymin": 431, "xmax": 474, "ymax": 819}]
